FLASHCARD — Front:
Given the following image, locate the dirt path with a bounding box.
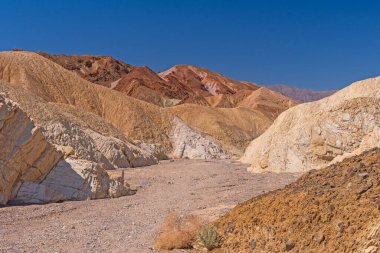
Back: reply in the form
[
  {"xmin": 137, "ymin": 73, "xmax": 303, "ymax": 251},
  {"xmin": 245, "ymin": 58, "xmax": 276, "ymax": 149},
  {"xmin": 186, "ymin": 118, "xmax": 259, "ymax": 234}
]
[{"xmin": 0, "ymin": 159, "xmax": 300, "ymax": 253}]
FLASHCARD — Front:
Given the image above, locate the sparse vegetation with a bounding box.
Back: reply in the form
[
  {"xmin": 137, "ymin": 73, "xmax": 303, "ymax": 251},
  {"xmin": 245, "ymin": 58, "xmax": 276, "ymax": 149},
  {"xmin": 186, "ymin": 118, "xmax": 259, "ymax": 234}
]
[
  {"xmin": 199, "ymin": 226, "xmax": 221, "ymax": 251},
  {"xmin": 153, "ymin": 212, "xmax": 203, "ymax": 250}
]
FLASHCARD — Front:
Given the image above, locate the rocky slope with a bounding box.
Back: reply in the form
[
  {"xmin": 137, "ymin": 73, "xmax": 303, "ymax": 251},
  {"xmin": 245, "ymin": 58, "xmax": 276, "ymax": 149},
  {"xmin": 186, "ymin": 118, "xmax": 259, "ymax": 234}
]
[
  {"xmin": 268, "ymin": 84, "xmax": 335, "ymax": 103},
  {"xmin": 37, "ymin": 51, "xmax": 133, "ymax": 87},
  {"xmin": 215, "ymin": 148, "xmax": 380, "ymax": 253},
  {"xmin": 0, "ymin": 51, "xmax": 235, "ymax": 158},
  {"xmin": 0, "ymin": 95, "xmax": 130, "ymax": 205},
  {"xmin": 241, "ymin": 76, "xmax": 380, "ymax": 173}
]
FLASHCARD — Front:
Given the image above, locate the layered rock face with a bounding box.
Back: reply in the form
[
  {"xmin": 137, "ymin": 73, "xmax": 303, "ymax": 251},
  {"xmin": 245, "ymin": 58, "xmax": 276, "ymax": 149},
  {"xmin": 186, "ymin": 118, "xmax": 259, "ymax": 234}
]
[
  {"xmin": 0, "ymin": 96, "xmax": 62, "ymax": 204},
  {"xmin": 241, "ymin": 76, "xmax": 380, "ymax": 173},
  {"xmin": 0, "ymin": 96, "xmax": 131, "ymax": 205},
  {"xmin": 216, "ymin": 148, "xmax": 380, "ymax": 252}
]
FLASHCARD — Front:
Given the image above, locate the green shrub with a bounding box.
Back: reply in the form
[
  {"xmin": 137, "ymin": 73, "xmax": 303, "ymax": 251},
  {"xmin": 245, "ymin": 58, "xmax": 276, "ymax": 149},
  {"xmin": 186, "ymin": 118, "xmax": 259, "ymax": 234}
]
[{"xmin": 199, "ymin": 226, "xmax": 221, "ymax": 251}]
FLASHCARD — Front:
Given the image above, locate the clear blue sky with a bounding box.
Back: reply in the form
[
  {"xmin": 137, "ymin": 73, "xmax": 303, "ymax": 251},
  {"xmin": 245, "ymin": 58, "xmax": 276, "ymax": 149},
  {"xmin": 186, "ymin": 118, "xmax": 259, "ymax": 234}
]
[{"xmin": 1, "ymin": 0, "xmax": 380, "ymax": 90}]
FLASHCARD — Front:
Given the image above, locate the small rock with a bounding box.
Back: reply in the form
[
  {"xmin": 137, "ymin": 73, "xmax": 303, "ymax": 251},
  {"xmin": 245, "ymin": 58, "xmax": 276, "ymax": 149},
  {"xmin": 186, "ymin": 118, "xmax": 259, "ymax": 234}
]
[
  {"xmin": 335, "ymin": 221, "xmax": 345, "ymax": 233},
  {"xmin": 358, "ymin": 172, "xmax": 369, "ymax": 180},
  {"xmin": 285, "ymin": 240, "xmax": 295, "ymax": 251},
  {"xmin": 309, "ymin": 169, "xmax": 317, "ymax": 174},
  {"xmin": 250, "ymin": 240, "xmax": 257, "ymax": 249},
  {"xmin": 356, "ymin": 184, "xmax": 372, "ymax": 195},
  {"xmin": 312, "ymin": 233, "xmax": 325, "ymax": 244}
]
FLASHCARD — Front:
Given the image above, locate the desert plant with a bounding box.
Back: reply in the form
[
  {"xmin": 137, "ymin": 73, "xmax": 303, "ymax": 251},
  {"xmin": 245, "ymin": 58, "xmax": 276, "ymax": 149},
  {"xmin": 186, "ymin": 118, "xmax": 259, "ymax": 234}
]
[
  {"xmin": 153, "ymin": 212, "xmax": 203, "ymax": 250},
  {"xmin": 199, "ymin": 226, "xmax": 221, "ymax": 251}
]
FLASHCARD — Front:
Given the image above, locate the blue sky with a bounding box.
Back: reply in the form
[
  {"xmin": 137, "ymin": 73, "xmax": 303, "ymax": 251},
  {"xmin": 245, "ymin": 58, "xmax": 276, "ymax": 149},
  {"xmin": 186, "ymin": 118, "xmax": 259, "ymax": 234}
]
[{"xmin": 1, "ymin": 0, "xmax": 380, "ymax": 90}]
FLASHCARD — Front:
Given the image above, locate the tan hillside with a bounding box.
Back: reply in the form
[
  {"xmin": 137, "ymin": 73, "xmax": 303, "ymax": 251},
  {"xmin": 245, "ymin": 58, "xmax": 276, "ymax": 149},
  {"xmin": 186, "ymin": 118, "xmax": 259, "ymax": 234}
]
[
  {"xmin": 37, "ymin": 51, "xmax": 133, "ymax": 87},
  {"xmin": 241, "ymin": 75, "xmax": 380, "ymax": 173},
  {"xmin": 169, "ymin": 104, "xmax": 272, "ymax": 156},
  {"xmin": 215, "ymin": 148, "xmax": 380, "ymax": 253},
  {"xmin": 205, "ymin": 88, "xmax": 297, "ymax": 120},
  {"xmin": 237, "ymin": 87, "xmax": 298, "ymax": 120}
]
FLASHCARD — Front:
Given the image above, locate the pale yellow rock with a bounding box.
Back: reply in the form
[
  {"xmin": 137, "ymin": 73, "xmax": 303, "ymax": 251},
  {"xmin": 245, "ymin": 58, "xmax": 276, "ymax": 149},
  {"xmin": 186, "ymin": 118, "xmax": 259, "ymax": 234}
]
[
  {"xmin": 0, "ymin": 96, "xmax": 62, "ymax": 204},
  {"xmin": 241, "ymin": 76, "xmax": 380, "ymax": 172},
  {"xmin": 14, "ymin": 158, "xmax": 131, "ymax": 203}
]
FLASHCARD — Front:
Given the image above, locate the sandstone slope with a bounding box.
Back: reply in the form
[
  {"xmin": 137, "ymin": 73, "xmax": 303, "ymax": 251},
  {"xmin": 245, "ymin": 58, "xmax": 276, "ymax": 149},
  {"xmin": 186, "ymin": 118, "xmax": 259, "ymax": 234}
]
[
  {"xmin": 0, "ymin": 51, "xmax": 229, "ymax": 159},
  {"xmin": 268, "ymin": 84, "xmax": 335, "ymax": 103},
  {"xmin": 0, "ymin": 95, "xmax": 130, "ymax": 205},
  {"xmin": 241, "ymin": 76, "xmax": 380, "ymax": 173},
  {"xmin": 216, "ymin": 148, "xmax": 380, "ymax": 253}
]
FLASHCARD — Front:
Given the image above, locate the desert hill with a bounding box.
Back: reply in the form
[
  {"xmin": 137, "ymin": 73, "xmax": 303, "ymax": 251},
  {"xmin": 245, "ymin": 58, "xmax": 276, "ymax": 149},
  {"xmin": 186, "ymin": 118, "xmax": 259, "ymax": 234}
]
[
  {"xmin": 268, "ymin": 84, "xmax": 335, "ymax": 103},
  {"xmin": 0, "ymin": 51, "xmax": 273, "ymax": 158},
  {"xmin": 241, "ymin": 75, "xmax": 380, "ymax": 173},
  {"xmin": 216, "ymin": 148, "xmax": 380, "ymax": 252},
  {"xmin": 36, "ymin": 52, "xmax": 298, "ymax": 118}
]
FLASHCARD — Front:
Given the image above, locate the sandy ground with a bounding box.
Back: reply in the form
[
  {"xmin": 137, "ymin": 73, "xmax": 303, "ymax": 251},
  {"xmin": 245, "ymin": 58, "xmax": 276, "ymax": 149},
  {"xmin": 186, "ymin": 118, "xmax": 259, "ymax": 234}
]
[{"xmin": 0, "ymin": 159, "xmax": 300, "ymax": 253}]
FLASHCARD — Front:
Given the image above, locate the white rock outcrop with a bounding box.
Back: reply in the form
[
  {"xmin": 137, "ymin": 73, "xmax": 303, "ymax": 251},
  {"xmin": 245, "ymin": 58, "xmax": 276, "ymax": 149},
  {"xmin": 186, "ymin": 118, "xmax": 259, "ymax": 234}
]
[
  {"xmin": 0, "ymin": 97, "xmax": 62, "ymax": 204},
  {"xmin": 0, "ymin": 95, "xmax": 131, "ymax": 205},
  {"xmin": 13, "ymin": 158, "xmax": 131, "ymax": 204},
  {"xmin": 170, "ymin": 117, "xmax": 229, "ymax": 159},
  {"xmin": 241, "ymin": 76, "xmax": 380, "ymax": 173}
]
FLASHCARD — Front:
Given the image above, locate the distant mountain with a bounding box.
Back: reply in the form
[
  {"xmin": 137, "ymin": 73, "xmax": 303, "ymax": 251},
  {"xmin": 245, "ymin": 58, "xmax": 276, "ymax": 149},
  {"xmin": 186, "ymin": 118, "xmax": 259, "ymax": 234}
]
[{"xmin": 268, "ymin": 84, "xmax": 335, "ymax": 103}]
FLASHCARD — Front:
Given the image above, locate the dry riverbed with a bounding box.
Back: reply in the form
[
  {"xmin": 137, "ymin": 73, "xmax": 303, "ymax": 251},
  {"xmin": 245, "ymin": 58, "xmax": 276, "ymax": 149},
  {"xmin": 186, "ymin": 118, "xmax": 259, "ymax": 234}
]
[{"xmin": 0, "ymin": 159, "xmax": 301, "ymax": 253}]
